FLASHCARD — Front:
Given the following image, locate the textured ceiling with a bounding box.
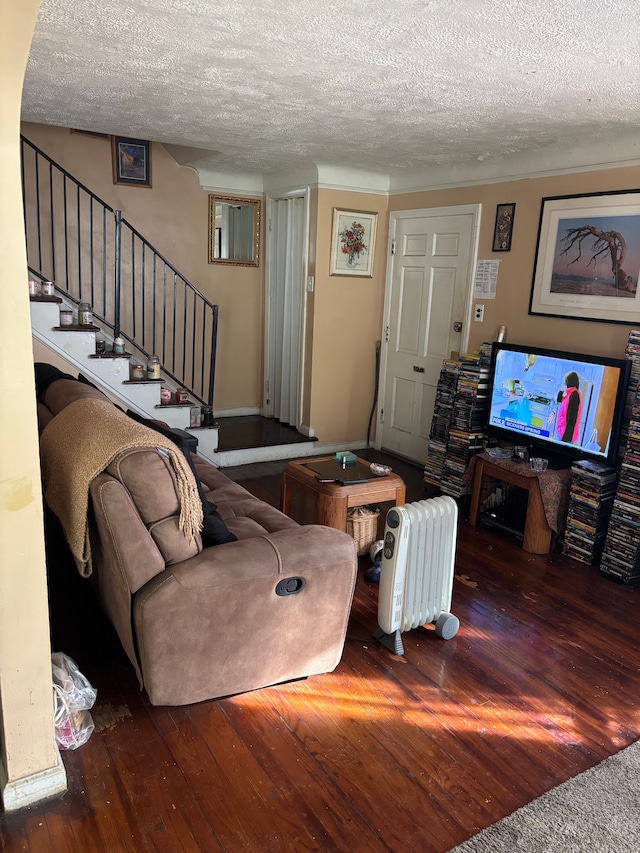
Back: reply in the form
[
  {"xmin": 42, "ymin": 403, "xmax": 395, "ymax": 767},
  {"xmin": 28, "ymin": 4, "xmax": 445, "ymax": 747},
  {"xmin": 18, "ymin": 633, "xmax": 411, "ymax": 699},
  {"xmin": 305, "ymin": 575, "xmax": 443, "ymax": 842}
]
[{"xmin": 22, "ymin": 0, "xmax": 640, "ymax": 184}]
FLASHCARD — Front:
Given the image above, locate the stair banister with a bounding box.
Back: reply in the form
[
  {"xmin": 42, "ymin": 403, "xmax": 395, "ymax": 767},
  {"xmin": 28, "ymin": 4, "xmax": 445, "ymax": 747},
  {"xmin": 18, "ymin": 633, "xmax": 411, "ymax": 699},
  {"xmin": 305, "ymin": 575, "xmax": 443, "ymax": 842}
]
[
  {"xmin": 21, "ymin": 134, "xmax": 219, "ymax": 408},
  {"xmin": 114, "ymin": 209, "xmax": 122, "ymax": 340}
]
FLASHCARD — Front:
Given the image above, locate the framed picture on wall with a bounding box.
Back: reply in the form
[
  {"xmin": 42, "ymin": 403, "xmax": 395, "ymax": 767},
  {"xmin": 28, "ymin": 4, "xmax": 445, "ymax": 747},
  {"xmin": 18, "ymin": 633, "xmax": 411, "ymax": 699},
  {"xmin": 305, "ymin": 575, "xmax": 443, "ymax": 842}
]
[
  {"xmin": 330, "ymin": 209, "xmax": 377, "ymax": 277},
  {"xmin": 492, "ymin": 202, "xmax": 516, "ymax": 252},
  {"xmin": 529, "ymin": 189, "xmax": 640, "ymax": 324},
  {"xmin": 111, "ymin": 136, "xmax": 152, "ymax": 187}
]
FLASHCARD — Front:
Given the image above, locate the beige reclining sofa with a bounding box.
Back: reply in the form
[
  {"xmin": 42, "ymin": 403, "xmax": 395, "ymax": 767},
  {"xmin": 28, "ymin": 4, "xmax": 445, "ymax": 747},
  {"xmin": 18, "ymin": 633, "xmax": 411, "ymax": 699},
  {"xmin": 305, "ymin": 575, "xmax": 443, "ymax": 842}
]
[{"xmin": 37, "ymin": 372, "xmax": 357, "ymax": 706}]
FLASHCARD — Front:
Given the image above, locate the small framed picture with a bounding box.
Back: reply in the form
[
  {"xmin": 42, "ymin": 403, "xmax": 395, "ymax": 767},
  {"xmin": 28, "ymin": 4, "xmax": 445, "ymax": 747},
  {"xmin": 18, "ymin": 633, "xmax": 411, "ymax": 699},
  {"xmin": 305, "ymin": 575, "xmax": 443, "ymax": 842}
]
[
  {"xmin": 111, "ymin": 136, "xmax": 152, "ymax": 187},
  {"xmin": 492, "ymin": 203, "xmax": 516, "ymax": 252},
  {"xmin": 330, "ymin": 209, "xmax": 378, "ymax": 277}
]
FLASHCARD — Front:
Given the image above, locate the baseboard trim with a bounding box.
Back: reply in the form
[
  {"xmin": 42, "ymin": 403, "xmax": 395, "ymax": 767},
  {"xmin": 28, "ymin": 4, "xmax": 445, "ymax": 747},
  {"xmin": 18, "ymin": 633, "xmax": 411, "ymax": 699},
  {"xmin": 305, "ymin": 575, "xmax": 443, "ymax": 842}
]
[
  {"xmin": 213, "ymin": 407, "xmax": 261, "ymax": 418},
  {"xmin": 1, "ymin": 750, "xmax": 67, "ymax": 811}
]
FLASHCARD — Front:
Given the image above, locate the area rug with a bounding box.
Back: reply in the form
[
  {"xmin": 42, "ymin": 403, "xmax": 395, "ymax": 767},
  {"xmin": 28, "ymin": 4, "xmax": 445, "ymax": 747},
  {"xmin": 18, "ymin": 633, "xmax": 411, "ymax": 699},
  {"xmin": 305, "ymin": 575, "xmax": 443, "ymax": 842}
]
[{"xmin": 450, "ymin": 740, "xmax": 640, "ymax": 852}]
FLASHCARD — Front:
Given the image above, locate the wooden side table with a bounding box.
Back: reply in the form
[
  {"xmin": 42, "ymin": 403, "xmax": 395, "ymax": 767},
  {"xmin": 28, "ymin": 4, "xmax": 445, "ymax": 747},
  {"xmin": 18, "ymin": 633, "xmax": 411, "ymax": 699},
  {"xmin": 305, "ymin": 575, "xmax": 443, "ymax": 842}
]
[
  {"xmin": 280, "ymin": 456, "xmax": 406, "ymax": 532},
  {"xmin": 467, "ymin": 454, "xmax": 571, "ymax": 555}
]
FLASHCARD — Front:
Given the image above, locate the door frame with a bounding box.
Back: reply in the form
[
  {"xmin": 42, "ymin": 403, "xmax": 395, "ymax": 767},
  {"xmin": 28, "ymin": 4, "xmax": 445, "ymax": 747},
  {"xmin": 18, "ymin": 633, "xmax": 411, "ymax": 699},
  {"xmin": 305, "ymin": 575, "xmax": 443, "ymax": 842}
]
[
  {"xmin": 263, "ymin": 188, "xmax": 310, "ymax": 425},
  {"xmin": 374, "ymin": 203, "xmax": 481, "ymax": 451}
]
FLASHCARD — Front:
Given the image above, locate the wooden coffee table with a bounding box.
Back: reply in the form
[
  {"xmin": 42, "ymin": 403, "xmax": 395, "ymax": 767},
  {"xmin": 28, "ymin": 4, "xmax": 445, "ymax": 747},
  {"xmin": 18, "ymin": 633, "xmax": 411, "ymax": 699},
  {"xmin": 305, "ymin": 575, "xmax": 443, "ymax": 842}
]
[{"xmin": 280, "ymin": 455, "xmax": 406, "ymax": 532}]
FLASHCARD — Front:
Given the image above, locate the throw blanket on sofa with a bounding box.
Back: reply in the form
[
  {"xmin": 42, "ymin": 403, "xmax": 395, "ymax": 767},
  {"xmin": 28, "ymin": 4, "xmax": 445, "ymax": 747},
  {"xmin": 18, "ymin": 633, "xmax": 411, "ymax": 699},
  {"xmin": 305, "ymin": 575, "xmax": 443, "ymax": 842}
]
[{"xmin": 40, "ymin": 397, "xmax": 204, "ymax": 577}]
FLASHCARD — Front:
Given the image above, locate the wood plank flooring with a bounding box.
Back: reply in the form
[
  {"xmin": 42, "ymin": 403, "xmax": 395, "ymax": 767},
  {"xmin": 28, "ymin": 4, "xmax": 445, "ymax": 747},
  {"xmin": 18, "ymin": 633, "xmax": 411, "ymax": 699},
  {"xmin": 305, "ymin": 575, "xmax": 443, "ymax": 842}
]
[{"xmin": 3, "ymin": 450, "xmax": 640, "ymax": 852}]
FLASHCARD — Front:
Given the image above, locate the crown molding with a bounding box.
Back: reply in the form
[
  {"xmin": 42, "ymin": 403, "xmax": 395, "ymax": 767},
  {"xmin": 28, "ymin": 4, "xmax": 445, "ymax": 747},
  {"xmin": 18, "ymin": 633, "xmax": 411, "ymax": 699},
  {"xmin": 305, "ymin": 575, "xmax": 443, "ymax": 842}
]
[
  {"xmin": 183, "ymin": 135, "xmax": 640, "ymax": 198},
  {"xmin": 390, "ymin": 134, "xmax": 640, "ymax": 193}
]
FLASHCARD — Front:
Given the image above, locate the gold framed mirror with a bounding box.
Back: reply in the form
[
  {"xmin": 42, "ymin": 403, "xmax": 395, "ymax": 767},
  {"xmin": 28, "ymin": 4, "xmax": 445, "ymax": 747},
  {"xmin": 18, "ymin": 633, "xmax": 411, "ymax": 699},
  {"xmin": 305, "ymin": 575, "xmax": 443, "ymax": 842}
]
[{"xmin": 208, "ymin": 194, "xmax": 261, "ymax": 266}]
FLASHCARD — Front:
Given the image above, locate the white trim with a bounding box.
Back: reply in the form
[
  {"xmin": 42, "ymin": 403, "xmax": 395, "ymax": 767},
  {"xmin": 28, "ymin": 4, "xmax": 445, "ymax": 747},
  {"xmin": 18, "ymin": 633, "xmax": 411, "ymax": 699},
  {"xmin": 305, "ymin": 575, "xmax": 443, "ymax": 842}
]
[
  {"xmin": 263, "ymin": 166, "xmax": 318, "ymax": 195},
  {"xmin": 196, "ymin": 168, "xmax": 264, "ymax": 194},
  {"xmin": 1, "ymin": 751, "xmax": 67, "ymax": 812},
  {"xmin": 375, "ymin": 204, "xmax": 481, "ymax": 452},
  {"xmin": 192, "ymin": 136, "xmax": 640, "ymax": 197},
  {"xmin": 390, "ymin": 158, "xmax": 640, "ymax": 193},
  {"xmin": 213, "ymin": 406, "xmax": 261, "ymax": 418},
  {"xmin": 315, "ymin": 164, "xmax": 390, "ymax": 193},
  {"xmin": 298, "ymin": 423, "xmax": 315, "ymax": 438},
  {"xmin": 213, "ymin": 438, "xmax": 367, "ymax": 468},
  {"xmin": 390, "ymin": 135, "xmax": 640, "ymax": 193},
  {"xmin": 213, "ymin": 440, "xmax": 318, "ymax": 467}
]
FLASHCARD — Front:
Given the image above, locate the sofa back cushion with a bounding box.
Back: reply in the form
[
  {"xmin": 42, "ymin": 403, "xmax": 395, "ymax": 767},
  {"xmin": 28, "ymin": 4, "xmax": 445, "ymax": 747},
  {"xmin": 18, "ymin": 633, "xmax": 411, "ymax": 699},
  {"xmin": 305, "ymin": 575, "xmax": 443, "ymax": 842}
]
[{"xmin": 105, "ymin": 447, "xmax": 201, "ymax": 566}]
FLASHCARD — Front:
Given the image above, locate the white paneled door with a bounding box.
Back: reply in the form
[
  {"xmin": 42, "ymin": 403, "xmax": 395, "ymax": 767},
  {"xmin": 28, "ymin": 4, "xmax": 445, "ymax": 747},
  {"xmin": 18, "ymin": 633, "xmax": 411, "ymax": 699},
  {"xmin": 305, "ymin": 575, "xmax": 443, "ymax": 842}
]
[{"xmin": 379, "ymin": 207, "xmax": 478, "ymax": 463}]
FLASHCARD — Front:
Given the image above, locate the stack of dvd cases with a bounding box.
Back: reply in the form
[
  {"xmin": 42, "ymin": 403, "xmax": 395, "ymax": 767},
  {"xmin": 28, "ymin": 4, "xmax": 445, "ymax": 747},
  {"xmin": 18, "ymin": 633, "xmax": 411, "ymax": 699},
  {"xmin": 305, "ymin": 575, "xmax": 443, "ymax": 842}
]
[
  {"xmin": 423, "ymin": 346, "xmax": 491, "ymax": 497},
  {"xmin": 620, "ymin": 329, "xmax": 640, "ymax": 461},
  {"xmin": 424, "ymin": 359, "xmax": 460, "ymax": 486},
  {"xmin": 563, "ymin": 460, "xmax": 617, "ymax": 565},
  {"xmin": 600, "ymin": 378, "xmax": 640, "ymax": 584}
]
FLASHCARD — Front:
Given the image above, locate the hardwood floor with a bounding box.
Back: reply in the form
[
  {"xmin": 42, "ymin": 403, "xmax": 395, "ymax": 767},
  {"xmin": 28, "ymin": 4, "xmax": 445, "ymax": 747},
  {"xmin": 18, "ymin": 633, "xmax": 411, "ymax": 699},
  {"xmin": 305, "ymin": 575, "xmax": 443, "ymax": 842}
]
[{"xmin": 3, "ymin": 451, "xmax": 640, "ymax": 852}]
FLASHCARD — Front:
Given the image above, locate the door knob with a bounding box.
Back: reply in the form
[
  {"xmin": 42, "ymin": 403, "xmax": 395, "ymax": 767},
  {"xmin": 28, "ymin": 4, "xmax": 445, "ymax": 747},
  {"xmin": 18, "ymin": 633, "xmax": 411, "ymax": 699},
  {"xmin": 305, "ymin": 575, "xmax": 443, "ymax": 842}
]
[
  {"xmin": 453, "ymin": 321, "xmax": 463, "ymax": 332},
  {"xmin": 413, "ymin": 365, "xmax": 425, "ymax": 373}
]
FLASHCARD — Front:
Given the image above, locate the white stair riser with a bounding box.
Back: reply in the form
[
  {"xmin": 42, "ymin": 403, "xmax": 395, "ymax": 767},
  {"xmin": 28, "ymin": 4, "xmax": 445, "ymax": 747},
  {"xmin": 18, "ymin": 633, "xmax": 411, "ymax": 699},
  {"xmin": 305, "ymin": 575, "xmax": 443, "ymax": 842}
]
[{"xmin": 31, "ymin": 299, "xmax": 220, "ymax": 466}]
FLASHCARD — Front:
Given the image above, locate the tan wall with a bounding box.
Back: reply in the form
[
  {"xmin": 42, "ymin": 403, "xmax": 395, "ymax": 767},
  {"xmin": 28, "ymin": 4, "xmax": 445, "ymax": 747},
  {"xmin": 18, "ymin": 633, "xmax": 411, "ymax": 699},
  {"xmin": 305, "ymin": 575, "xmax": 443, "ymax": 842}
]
[
  {"xmin": 21, "ymin": 122, "xmax": 640, "ymax": 446},
  {"xmin": 20, "ymin": 122, "xmax": 264, "ymax": 411},
  {"xmin": 1, "ymin": 0, "xmax": 63, "ymax": 796},
  {"xmin": 391, "ymin": 166, "xmax": 640, "ymax": 359},
  {"xmin": 307, "ymin": 190, "xmax": 389, "ymax": 445}
]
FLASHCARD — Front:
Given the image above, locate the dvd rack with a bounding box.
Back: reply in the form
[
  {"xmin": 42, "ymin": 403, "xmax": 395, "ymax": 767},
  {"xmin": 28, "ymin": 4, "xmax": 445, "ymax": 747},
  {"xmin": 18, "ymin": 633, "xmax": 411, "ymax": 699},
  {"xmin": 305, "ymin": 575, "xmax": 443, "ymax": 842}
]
[
  {"xmin": 620, "ymin": 329, "xmax": 640, "ymax": 461},
  {"xmin": 563, "ymin": 460, "xmax": 617, "ymax": 565},
  {"xmin": 424, "ymin": 344, "xmax": 492, "ymax": 498},
  {"xmin": 600, "ymin": 376, "xmax": 640, "ymax": 584},
  {"xmin": 424, "ymin": 359, "xmax": 459, "ymax": 486}
]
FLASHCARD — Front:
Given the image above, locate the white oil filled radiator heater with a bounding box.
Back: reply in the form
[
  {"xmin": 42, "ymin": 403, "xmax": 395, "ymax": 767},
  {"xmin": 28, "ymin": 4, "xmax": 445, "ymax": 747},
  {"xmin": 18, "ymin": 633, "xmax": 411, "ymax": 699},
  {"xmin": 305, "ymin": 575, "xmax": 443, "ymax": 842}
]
[{"xmin": 373, "ymin": 497, "xmax": 460, "ymax": 655}]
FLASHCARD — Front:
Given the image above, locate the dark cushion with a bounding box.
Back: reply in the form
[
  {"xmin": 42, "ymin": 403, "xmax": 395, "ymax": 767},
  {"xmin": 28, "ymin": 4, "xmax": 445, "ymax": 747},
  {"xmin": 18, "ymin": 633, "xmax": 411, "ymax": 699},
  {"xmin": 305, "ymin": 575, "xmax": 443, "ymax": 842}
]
[
  {"xmin": 34, "ymin": 363, "xmax": 75, "ymax": 402},
  {"xmin": 125, "ymin": 409, "xmax": 237, "ymax": 548},
  {"xmin": 77, "ymin": 372, "xmax": 100, "ymax": 390}
]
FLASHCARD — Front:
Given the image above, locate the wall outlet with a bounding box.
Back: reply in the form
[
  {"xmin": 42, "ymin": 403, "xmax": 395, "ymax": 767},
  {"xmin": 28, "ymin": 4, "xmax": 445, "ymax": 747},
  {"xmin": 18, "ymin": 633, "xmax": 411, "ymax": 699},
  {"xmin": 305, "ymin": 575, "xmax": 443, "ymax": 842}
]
[{"xmin": 474, "ymin": 304, "xmax": 484, "ymax": 322}]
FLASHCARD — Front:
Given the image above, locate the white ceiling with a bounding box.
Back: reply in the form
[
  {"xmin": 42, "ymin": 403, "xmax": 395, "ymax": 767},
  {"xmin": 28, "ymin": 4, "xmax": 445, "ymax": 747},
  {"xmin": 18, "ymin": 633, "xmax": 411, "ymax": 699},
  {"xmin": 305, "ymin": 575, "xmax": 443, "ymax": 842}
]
[{"xmin": 21, "ymin": 0, "xmax": 640, "ymax": 189}]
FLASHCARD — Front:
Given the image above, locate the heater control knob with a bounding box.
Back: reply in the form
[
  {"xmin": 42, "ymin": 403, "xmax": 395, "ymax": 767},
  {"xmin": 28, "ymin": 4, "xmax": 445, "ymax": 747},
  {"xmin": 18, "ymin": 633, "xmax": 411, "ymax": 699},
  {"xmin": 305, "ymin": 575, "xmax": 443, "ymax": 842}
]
[{"xmin": 384, "ymin": 531, "xmax": 395, "ymax": 559}]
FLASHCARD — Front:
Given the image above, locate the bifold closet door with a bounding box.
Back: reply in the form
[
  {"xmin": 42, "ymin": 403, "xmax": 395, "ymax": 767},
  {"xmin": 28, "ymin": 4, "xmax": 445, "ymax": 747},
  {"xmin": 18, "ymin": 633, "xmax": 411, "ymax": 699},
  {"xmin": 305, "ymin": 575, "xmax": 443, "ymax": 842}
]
[{"xmin": 269, "ymin": 196, "xmax": 305, "ymax": 426}]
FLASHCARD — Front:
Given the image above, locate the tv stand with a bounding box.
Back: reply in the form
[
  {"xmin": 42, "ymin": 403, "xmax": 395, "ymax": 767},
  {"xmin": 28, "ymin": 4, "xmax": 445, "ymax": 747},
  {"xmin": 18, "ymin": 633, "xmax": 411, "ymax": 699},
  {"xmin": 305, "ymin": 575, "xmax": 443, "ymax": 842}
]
[{"xmin": 468, "ymin": 454, "xmax": 571, "ymax": 555}]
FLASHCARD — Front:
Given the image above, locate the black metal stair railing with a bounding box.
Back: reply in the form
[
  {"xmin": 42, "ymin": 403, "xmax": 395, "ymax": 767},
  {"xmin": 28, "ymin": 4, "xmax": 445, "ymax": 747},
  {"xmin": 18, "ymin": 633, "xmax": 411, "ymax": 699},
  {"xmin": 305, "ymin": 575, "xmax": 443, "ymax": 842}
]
[{"xmin": 21, "ymin": 134, "xmax": 218, "ymax": 408}]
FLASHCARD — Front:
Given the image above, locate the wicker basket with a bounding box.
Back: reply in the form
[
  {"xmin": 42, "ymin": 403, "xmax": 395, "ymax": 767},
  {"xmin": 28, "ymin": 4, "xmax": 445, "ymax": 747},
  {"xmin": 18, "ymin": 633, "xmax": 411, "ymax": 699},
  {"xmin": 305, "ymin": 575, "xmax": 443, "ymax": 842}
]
[{"xmin": 346, "ymin": 505, "xmax": 380, "ymax": 556}]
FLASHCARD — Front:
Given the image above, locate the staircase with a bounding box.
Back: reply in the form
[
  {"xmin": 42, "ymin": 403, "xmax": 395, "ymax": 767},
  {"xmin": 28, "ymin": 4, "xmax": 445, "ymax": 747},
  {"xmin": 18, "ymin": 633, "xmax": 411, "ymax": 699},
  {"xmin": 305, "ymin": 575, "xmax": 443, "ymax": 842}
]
[
  {"xmin": 23, "ymin": 135, "xmax": 321, "ymax": 467},
  {"xmin": 30, "ymin": 288, "xmax": 220, "ymax": 464},
  {"xmin": 22, "ymin": 134, "xmax": 220, "ymax": 465}
]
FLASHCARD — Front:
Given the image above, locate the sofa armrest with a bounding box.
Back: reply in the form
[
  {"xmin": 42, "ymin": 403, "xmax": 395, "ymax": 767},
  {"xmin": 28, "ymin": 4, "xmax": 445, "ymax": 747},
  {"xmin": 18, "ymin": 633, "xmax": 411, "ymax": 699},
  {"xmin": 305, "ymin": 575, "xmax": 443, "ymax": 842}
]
[
  {"xmin": 159, "ymin": 524, "xmax": 354, "ymax": 588},
  {"xmin": 133, "ymin": 525, "xmax": 357, "ymax": 705}
]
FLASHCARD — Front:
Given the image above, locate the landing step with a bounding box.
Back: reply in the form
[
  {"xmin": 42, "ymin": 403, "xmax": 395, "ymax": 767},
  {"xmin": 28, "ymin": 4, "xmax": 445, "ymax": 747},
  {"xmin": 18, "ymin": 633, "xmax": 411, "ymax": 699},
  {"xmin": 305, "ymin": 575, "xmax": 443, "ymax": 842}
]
[
  {"xmin": 213, "ymin": 441, "xmax": 320, "ymax": 468},
  {"xmin": 155, "ymin": 402, "xmax": 192, "ymax": 408},
  {"xmin": 53, "ymin": 324, "xmax": 101, "ymax": 332}
]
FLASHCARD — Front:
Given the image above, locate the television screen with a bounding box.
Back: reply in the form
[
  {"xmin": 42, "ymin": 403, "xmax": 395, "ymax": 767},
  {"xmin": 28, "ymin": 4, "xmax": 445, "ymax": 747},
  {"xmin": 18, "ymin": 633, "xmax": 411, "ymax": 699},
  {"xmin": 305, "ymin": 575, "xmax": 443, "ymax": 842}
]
[{"xmin": 487, "ymin": 342, "xmax": 630, "ymax": 468}]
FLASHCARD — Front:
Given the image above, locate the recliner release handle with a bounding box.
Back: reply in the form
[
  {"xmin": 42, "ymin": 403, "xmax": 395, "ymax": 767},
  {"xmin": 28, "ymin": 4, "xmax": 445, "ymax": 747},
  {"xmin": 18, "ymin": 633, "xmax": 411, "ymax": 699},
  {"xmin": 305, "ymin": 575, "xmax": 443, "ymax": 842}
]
[{"xmin": 275, "ymin": 577, "xmax": 305, "ymax": 596}]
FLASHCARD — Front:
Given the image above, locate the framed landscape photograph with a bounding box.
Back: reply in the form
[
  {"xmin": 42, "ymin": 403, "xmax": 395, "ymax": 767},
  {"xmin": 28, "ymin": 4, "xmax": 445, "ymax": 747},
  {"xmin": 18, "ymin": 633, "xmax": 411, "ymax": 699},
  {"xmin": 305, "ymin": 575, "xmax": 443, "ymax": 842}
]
[
  {"xmin": 111, "ymin": 136, "xmax": 152, "ymax": 187},
  {"xmin": 529, "ymin": 190, "xmax": 640, "ymax": 324},
  {"xmin": 330, "ymin": 209, "xmax": 377, "ymax": 277}
]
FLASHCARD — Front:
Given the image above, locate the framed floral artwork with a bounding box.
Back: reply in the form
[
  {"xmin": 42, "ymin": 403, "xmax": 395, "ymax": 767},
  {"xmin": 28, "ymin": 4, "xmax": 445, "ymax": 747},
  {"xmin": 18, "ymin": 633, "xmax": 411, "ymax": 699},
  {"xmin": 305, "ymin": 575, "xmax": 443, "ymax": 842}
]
[{"xmin": 330, "ymin": 209, "xmax": 377, "ymax": 277}]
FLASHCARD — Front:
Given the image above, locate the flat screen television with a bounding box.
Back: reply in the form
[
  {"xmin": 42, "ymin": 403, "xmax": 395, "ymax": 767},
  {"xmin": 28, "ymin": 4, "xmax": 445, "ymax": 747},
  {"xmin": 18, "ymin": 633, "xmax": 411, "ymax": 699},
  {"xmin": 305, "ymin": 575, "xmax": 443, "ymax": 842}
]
[{"xmin": 486, "ymin": 341, "xmax": 631, "ymax": 469}]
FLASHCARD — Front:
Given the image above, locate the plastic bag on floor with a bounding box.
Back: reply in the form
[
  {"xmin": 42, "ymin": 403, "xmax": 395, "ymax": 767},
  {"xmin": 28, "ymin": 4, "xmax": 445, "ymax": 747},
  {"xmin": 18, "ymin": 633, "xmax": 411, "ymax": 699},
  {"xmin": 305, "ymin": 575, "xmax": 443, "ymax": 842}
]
[{"xmin": 52, "ymin": 652, "xmax": 97, "ymax": 750}]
